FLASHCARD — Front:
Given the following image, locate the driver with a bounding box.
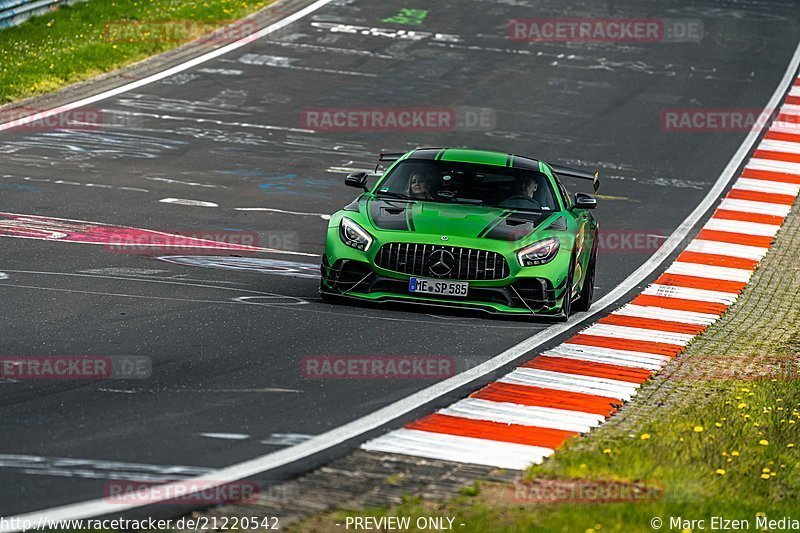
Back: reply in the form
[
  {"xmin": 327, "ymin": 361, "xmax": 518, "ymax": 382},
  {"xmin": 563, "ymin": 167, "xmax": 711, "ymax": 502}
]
[
  {"xmin": 409, "ymin": 170, "xmax": 437, "ymax": 200},
  {"xmin": 518, "ymin": 175, "xmax": 539, "ymax": 199}
]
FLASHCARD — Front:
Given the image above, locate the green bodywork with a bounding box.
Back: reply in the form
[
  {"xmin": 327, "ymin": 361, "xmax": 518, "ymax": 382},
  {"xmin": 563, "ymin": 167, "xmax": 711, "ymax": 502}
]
[{"xmin": 321, "ymin": 148, "xmax": 599, "ymax": 317}]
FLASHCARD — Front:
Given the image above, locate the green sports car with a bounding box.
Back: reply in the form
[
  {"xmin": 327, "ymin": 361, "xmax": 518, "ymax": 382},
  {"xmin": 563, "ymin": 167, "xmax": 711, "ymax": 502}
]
[{"xmin": 320, "ymin": 147, "xmax": 600, "ymax": 320}]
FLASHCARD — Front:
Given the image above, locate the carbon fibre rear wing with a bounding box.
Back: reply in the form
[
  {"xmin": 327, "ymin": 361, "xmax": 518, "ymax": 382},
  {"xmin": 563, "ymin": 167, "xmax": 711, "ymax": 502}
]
[
  {"xmin": 550, "ymin": 164, "xmax": 600, "ymax": 193},
  {"xmin": 374, "ymin": 150, "xmax": 407, "ymax": 172}
]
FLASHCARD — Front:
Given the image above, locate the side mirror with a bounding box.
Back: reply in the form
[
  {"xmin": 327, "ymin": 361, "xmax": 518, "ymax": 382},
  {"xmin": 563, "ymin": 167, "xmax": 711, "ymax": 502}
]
[
  {"xmin": 345, "ymin": 171, "xmax": 370, "ymax": 191},
  {"xmin": 573, "ymin": 192, "xmax": 597, "ymax": 209}
]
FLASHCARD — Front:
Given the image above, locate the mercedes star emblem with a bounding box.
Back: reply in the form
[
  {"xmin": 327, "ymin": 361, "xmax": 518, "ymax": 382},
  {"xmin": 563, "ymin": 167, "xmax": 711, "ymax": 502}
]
[{"xmin": 428, "ymin": 249, "xmax": 455, "ymax": 277}]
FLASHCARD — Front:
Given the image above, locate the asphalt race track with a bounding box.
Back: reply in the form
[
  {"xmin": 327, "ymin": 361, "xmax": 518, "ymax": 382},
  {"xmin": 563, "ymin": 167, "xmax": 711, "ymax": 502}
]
[{"xmin": 1, "ymin": 0, "xmax": 799, "ymax": 518}]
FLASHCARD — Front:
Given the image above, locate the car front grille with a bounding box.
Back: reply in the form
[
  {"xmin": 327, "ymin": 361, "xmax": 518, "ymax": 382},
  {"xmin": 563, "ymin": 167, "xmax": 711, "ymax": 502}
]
[{"xmin": 375, "ymin": 243, "xmax": 509, "ymax": 280}]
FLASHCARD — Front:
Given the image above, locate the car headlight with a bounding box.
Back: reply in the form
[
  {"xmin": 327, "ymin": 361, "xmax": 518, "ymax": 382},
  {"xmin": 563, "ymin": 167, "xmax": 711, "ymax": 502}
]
[
  {"xmin": 517, "ymin": 237, "xmax": 560, "ymax": 267},
  {"xmin": 339, "ymin": 217, "xmax": 373, "ymax": 251}
]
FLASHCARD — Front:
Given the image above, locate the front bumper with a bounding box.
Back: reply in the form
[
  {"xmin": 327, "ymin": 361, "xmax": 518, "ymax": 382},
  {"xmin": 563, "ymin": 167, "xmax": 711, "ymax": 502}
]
[{"xmin": 320, "ymin": 258, "xmax": 567, "ymax": 316}]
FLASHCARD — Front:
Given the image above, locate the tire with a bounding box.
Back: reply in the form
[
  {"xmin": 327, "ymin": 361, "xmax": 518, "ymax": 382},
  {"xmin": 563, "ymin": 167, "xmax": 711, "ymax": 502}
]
[{"xmin": 574, "ymin": 236, "xmax": 598, "ymax": 313}]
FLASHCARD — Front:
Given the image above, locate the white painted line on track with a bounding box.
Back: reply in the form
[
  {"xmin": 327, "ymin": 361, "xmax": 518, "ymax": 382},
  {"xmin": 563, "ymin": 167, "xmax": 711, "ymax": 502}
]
[
  {"xmin": 643, "ymin": 284, "xmax": 741, "ymax": 305},
  {"xmin": 684, "ymin": 240, "xmax": 766, "ymax": 262},
  {"xmin": 733, "ymin": 177, "xmax": 800, "ymax": 196},
  {"xmin": 547, "ymin": 344, "xmax": 668, "ymax": 371},
  {"xmin": 581, "ymin": 323, "xmax": 695, "ymax": 346},
  {"xmin": 757, "ymin": 139, "xmax": 800, "ymax": 156},
  {"xmin": 199, "ymin": 433, "xmax": 251, "ymax": 440},
  {"xmin": 665, "ymin": 262, "xmax": 754, "ymax": 283},
  {"xmin": 703, "ymin": 217, "xmax": 781, "ymax": 237},
  {"xmin": 746, "ymin": 158, "xmax": 800, "ymax": 175},
  {"xmin": 159, "ymin": 198, "xmax": 219, "ymax": 207},
  {"xmin": 235, "ymin": 207, "xmax": 332, "ymax": 219},
  {"xmin": 439, "ymin": 398, "xmax": 601, "ymax": 433},
  {"xmin": 769, "ymin": 120, "xmax": 800, "ymax": 135},
  {"xmin": 611, "ymin": 303, "xmax": 719, "ymax": 325},
  {"xmin": 499, "ymin": 369, "xmax": 638, "ymax": 401}
]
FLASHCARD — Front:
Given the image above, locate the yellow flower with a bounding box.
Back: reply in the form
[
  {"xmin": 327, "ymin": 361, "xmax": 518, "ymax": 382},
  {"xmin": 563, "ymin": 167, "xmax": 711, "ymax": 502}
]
[
  {"xmin": 603, "ymin": 448, "xmax": 612, "ymax": 454},
  {"xmin": 716, "ymin": 468, "xmax": 726, "ymax": 475},
  {"xmin": 738, "ymin": 403, "xmax": 748, "ymax": 409},
  {"xmin": 787, "ymin": 443, "xmax": 795, "ymax": 448},
  {"xmin": 715, "ymin": 422, "xmax": 723, "ymax": 428},
  {"xmin": 761, "ymin": 474, "xmax": 770, "ymax": 479},
  {"xmin": 759, "ymin": 439, "xmax": 769, "ymax": 446},
  {"xmin": 679, "ymin": 437, "xmax": 685, "ymax": 442},
  {"xmin": 693, "ymin": 426, "xmax": 704, "ymax": 433},
  {"xmin": 640, "ymin": 433, "xmax": 651, "ymax": 440},
  {"xmin": 732, "ymin": 451, "xmax": 740, "ymax": 456},
  {"xmin": 762, "ymin": 468, "xmax": 770, "ymax": 473}
]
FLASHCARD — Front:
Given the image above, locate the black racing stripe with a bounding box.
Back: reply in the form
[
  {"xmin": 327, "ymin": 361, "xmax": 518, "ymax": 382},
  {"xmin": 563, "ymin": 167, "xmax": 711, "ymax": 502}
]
[
  {"xmin": 405, "ymin": 204, "xmax": 415, "ymax": 231},
  {"xmin": 483, "ymin": 212, "xmax": 550, "ymax": 241},
  {"xmin": 435, "ymin": 148, "xmax": 447, "ymax": 160},
  {"xmin": 368, "ymin": 199, "xmax": 412, "ymax": 230},
  {"xmin": 477, "ymin": 211, "xmax": 511, "ymax": 238},
  {"xmin": 510, "ymin": 155, "xmax": 539, "ymax": 171},
  {"xmin": 408, "ymin": 148, "xmax": 440, "ymax": 160},
  {"xmin": 506, "ymin": 154, "xmax": 512, "ymax": 167}
]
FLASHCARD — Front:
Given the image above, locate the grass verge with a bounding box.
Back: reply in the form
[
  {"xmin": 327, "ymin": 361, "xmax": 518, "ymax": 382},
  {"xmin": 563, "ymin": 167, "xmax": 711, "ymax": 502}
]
[
  {"xmin": 292, "ymin": 198, "xmax": 800, "ymax": 532},
  {"xmin": 0, "ymin": 0, "xmax": 273, "ymax": 105}
]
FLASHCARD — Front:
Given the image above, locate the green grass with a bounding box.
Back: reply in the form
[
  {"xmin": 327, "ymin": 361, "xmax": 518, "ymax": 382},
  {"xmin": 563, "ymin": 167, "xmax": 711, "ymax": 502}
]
[{"xmin": 0, "ymin": 0, "xmax": 273, "ymax": 104}]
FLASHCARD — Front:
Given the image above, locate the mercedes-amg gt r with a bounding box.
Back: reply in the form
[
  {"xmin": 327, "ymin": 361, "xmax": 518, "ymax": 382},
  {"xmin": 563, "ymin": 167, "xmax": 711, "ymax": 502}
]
[{"xmin": 320, "ymin": 148, "xmax": 600, "ymax": 320}]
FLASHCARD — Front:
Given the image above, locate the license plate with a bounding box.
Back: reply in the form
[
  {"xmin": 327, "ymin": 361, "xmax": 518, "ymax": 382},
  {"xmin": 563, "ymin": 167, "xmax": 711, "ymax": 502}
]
[{"xmin": 409, "ymin": 277, "xmax": 469, "ymax": 297}]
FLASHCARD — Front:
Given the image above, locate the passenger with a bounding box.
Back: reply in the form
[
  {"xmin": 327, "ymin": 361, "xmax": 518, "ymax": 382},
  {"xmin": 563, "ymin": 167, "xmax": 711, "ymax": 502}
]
[{"xmin": 409, "ymin": 170, "xmax": 437, "ymax": 200}]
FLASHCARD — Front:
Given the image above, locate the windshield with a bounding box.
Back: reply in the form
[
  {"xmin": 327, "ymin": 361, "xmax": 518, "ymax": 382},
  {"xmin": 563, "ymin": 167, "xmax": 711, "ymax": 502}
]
[{"xmin": 375, "ymin": 160, "xmax": 559, "ymax": 211}]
